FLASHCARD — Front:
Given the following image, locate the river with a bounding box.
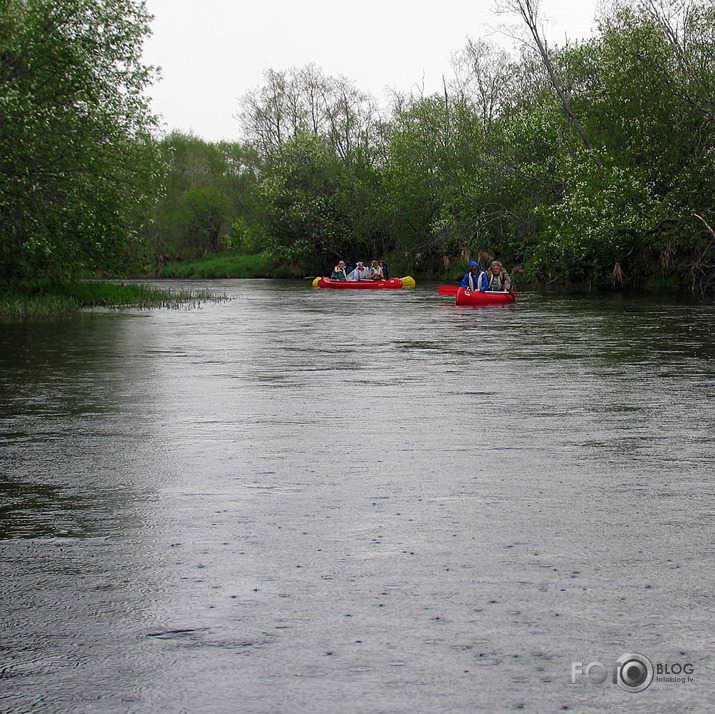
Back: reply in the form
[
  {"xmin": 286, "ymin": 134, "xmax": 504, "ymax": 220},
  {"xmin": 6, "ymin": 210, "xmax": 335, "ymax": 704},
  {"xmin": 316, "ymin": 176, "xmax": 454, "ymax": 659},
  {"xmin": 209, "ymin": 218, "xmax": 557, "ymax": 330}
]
[{"xmin": 0, "ymin": 280, "xmax": 712, "ymax": 713}]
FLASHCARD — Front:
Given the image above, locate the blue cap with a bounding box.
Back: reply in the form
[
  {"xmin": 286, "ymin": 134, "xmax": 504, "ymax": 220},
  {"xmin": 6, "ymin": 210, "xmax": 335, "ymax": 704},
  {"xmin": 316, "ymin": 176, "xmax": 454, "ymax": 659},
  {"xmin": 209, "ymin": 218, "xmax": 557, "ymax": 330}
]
[{"xmin": 469, "ymin": 260, "xmax": 479, "ymax": 267}]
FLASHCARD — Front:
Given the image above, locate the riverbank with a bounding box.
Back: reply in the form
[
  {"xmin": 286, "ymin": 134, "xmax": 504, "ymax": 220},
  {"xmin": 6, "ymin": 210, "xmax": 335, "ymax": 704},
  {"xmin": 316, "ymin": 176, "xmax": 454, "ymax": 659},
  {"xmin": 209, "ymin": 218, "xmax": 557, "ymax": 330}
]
[
  {"xmin": 0, "ymin": 281, "xmax": 216, "ymax": 324},
  {"xmin": 153, "ymin": 251, "xmax": 488, "ymax": 283},
  {"xmin": 156, "ymin": 251, "xmax": 299, "ymax": 279},
  {"xmin": 5, "ymin": 255, "xmax": 701, "ymax": 323},
  {"xmin": 149, "ymin": 251, "xmax": 704, "ymax": 297}
]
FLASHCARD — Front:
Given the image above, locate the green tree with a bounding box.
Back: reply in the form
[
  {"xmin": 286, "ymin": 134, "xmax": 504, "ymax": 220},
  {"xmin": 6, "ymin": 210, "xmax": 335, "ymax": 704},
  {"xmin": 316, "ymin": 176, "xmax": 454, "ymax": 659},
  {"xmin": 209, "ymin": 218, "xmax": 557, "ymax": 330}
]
[
  {"xmin": 531, "ymin": 158, "xmax": 662, "ymax": 284},
  {"xmin": 496, "ymin": 0, "xmax": 601, "ymax": 161},
  {"xmin": 147, "ymin": 132, "xmax": 259, "ymax": 263},
  {"xmin": 180, "ymin": 186, "xmax": 230, "ymax": 255},
  {"xmin": 537, "ymin": 1, "xmax": 715, "ymax": 288},
  {"xmin": 238, "ymin": 66, "xmax": 389, "ymax": 270},
  {"xmin": 0, "ymin": 0, "xmax": 161, "ymax": 281},
  {"xmin": 250, "ymin": 133, "xmax": 354, "ymax": 267},
  {"xmin": 381, "ymin": 95, "xmax": 456, "ymax": 263}
]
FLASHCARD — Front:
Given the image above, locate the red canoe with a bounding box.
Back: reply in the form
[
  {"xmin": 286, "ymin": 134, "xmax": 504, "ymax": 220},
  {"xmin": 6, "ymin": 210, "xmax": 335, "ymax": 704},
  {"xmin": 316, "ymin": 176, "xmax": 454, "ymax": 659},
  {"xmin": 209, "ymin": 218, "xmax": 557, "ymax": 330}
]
[
  {"xmin": 313, "ymin": 276, "xmax": 415, "ymax": 290},
  {"xmin": 455, "ymin": 287, "xmax": 516, "ymax": 305}
]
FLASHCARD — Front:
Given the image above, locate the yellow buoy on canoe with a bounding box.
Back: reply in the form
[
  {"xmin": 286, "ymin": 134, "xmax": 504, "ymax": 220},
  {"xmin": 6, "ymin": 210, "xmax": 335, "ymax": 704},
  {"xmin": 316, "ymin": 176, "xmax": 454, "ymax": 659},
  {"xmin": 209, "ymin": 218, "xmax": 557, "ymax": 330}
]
[{"xmin": 400, "ymin": 276, "xmax": 416, "ymax": 288}]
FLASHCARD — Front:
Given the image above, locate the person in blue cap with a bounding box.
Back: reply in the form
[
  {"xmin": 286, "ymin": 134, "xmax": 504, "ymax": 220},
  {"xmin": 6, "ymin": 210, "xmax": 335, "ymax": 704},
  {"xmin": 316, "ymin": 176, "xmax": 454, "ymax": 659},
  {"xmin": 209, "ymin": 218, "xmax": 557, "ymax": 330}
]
[{"xmin": 460, "ymin": 260, "xmax": 489, "ymax": 291}]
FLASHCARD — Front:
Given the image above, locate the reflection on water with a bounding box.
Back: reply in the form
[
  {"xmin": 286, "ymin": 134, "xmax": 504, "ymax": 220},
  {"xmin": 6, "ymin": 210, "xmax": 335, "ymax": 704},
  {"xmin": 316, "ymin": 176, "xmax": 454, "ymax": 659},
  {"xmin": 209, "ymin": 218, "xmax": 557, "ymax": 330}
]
[
  {"xmin": 1, "ymin": 477, "xmax": 105, "ymax": 539},
  {"xmin": 0, "ymin": 282, "xmax": 713, "ymax": 713}
]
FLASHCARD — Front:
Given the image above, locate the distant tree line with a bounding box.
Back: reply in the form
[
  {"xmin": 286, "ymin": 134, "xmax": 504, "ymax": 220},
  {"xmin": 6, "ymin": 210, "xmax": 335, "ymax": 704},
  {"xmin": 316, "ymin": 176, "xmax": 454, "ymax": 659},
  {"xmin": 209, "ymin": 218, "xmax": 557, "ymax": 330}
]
[
  {"xmin": 146, "ymin": 0, "xmax": 715, "ymax": 293},
  {"xmin": 2, "ymin": 0, "xmax": 714, "ymax": 294}
]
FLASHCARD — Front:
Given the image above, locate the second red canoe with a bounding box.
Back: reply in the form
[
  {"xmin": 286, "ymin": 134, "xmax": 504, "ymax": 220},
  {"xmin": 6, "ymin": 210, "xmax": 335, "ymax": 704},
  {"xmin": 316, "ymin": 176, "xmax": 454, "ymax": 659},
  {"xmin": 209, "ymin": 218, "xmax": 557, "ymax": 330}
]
[{"xmin": 455, "ymin": 287, "xmax": 516, "ymax": 305}]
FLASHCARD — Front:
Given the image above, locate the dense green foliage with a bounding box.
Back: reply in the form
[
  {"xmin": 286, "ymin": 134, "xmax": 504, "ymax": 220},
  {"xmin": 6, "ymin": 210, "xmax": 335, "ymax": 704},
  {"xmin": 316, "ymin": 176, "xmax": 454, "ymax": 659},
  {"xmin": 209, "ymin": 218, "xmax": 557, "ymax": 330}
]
[
  {"xmin": 0, "ymin": 0, "xmax": 162, "ymax": 282},
  {"xmin": 143, "ymin": 0, "xmax": 714, "ymax": 292},
  {"xmin": 2, "ymin": 0, "xmax": 713, "ymax": 295},
  {"xmin": 146, "ymin": 133, "xmax": 259, "ymax": 264}
]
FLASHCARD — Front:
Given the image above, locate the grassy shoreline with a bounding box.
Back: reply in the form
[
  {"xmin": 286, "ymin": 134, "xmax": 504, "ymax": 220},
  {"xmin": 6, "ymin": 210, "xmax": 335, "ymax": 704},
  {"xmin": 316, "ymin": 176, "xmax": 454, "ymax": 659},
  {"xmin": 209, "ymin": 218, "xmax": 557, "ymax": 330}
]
[
  {"xmin": 156, "ymin": 251, "xmax": 299, "ymax": 279},
  {"xmin": 0, "ymin": 280, "xmax": 218, "ymax": 324},
  {"xmin": 4, "ymin": 251, "xmax": 701, "ymax": 324},
  {"xmin": 160, "ymin": 250, "xmax": 712, "ymax": 296}
]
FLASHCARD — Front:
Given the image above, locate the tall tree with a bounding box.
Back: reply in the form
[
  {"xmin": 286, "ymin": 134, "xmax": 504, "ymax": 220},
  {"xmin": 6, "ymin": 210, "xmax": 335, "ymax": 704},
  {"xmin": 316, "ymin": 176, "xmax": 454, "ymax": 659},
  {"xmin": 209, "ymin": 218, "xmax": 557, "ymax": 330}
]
[
  {"xmin": 249, "ymin": 133, "xmax": 351, "ymax": 265},
  {"xmin": 0, "ymin": 0, "xmax": 161, "ymax": 281},
  {"xmin": 638, "ymin": 0, "xmax": 715, "ymax": 121},
  {"xmin": 450, "ymin": 39, "xmax": 518, "ymax": 129},
  {"xmin": 238, "ymin": 65, "xmax": 380, "ymax": 161},
  {"xmin": 497, "ymin": 0, "xmax": 601, "ymax": 163}
]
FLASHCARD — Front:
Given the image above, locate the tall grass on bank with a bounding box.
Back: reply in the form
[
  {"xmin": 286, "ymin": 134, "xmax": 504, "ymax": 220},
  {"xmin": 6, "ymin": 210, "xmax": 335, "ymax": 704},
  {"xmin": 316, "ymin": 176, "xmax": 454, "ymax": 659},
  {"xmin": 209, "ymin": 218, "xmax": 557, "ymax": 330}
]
[
  {"xmin": 0, "ymin": 281, "xmax": 219, "ymax": 323},
  {"xmin": 56, "ymin": 281, "xmax": 216, "ymax": 309},
  {"xmin": 158, "ymin": 251, "xmax": 295, "ymax": 279},
  {"xmin": 0, "ymin": 293, "xmax": 82, "ymax": 322}
]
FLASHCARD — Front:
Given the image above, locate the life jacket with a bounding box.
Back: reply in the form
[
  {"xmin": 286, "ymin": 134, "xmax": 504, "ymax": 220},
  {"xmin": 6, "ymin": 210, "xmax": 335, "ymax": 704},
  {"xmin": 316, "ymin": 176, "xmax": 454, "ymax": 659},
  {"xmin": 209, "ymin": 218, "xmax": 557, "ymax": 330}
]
[
  {"xmin": 347, "ymin": 267, "xmax": 369, "ymax": 281},
  {"xmin": 462, "ymin": 270, "xmax": 487, "ymax": 291},
  {"xmin": 488, "ymin": 272, "xmax": 505, "ymax": 290}
]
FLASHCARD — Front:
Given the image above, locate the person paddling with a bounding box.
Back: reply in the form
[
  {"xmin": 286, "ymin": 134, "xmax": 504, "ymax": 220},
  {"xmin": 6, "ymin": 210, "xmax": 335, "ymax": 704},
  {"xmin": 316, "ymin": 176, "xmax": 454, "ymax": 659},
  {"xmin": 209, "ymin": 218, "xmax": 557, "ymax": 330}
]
[{"xmin": 460, "ymin": 261, "xmax": 488, "ymax": 291}]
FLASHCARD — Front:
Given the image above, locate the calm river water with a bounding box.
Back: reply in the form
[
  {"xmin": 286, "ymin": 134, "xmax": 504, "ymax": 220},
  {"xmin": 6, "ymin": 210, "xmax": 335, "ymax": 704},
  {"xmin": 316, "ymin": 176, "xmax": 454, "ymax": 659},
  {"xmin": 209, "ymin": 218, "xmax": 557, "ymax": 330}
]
[{"xmin": 0, "ymin": 280, "xmax": 713, "ymax": 713}]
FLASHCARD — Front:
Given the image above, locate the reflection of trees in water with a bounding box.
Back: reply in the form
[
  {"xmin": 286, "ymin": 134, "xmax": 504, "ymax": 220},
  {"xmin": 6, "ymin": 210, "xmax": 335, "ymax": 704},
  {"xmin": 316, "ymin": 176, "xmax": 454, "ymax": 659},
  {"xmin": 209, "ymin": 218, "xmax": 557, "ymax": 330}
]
[
  {"xmin": 0, "ymin": 476, "xmax": 127, "ymax": 539},
  {"xmin": 0, "ymin": 315, "xmax": 161, "ymax": 540}
]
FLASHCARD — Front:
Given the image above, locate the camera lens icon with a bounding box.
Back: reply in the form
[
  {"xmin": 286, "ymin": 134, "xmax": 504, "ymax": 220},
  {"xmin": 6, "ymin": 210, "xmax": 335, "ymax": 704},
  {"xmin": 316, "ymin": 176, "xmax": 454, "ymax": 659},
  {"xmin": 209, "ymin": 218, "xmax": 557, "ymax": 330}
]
[{"xmin": 615, "ymin": 653, "xmax": 654, "ymax": 692}]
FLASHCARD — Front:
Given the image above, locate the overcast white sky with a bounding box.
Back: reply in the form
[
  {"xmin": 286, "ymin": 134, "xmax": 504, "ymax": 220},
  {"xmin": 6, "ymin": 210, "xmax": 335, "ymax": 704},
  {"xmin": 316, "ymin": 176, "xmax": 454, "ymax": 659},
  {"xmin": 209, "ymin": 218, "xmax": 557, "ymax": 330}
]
[{"xmin": 142, "ymin": 0, "xmax": 601, "ymax": 143}]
